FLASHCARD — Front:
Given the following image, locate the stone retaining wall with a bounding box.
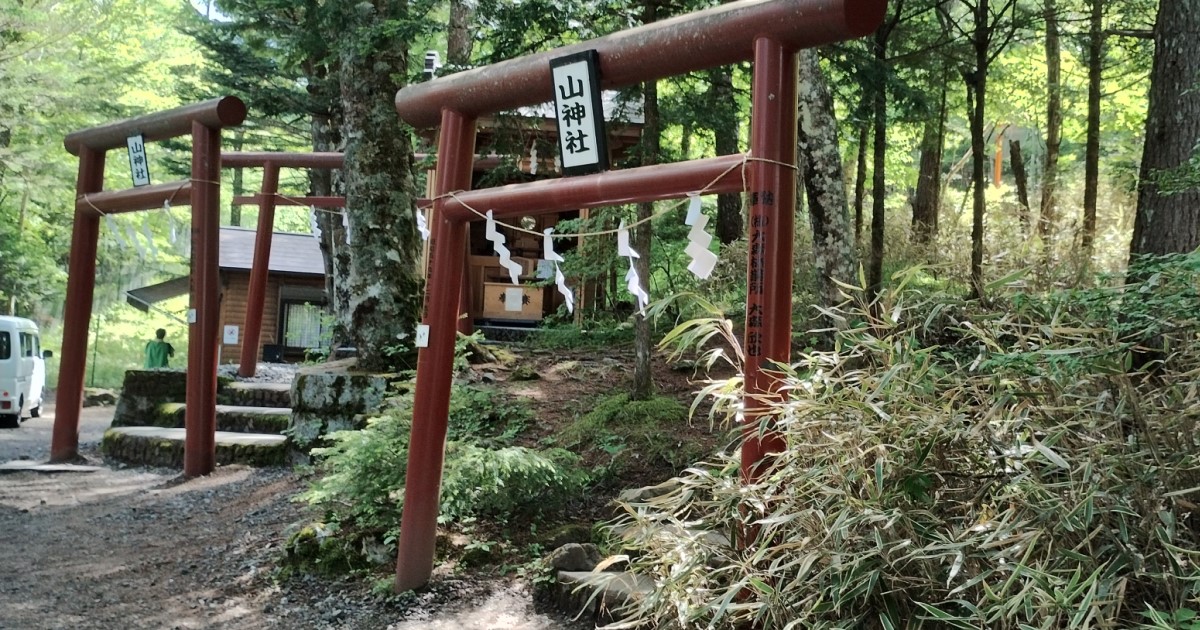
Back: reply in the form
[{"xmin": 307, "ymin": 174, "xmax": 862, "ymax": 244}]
[
  {"xmin": 288, "ymin": 360, "xmax": 401, "ymax": 452},
  {"xmin": 111, "ymin": 370, "xmax": 192, "ymax": 427},
  {"xmin": 218, "ymin": 383, "xmax": 292, "ymax": 408}
]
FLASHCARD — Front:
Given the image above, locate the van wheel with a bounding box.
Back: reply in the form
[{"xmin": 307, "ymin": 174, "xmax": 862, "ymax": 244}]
[
  {"xmin": 0, "ymin": 414, "xmax": 17, "ymax": 429},
  {"xmin": 30, "ymin": 405, "xmax": 40, "ymax": 418}
]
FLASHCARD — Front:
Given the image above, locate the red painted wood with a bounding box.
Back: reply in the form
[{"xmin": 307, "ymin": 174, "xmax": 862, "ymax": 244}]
[
  {"xmin": 75, "ymin": 181, "xmax": 193, "ymax": 214},
  {"xmin": 741, "ymin": 37, "xmax": 797, "ymax": 483},
  {"xmin": 50, "ymin": 148, "xmax": 105, "ymax": 462},
  {"xmin": 238, "ymin": 162, "xmax": 280, "ymax": 378},
  {"xmin": 184, "ymin": 121, "xmax": 223, "ymax": 478},
  {"xmin": 65, "ymin": 97, "xmax": 246, "ymax": 155},
  {"xmin": 395, "ymin": 110, "xmax": 477, "ymax": 592},
  {"xmin": 395, "ymin": 0, "xmax": 885, "ymax": 128}
]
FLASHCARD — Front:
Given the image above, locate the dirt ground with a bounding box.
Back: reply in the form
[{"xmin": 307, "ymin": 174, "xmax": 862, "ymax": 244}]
[
  {"xmin": 0, "ymin": 347, "xmax": 722, "ymax": 629},
  {"xmin": 0, "ymin": 403, "xmax": 588, "ymax": 630}
]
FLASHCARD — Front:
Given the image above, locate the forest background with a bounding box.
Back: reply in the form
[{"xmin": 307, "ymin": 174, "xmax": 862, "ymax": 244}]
[
  {"xmin": 9, "ymin": 2, "xmax": 1200, "ymax": 626},
  {"xmin": 0, "ymin": 0, "xmax": 1186, "ymax": 387}
]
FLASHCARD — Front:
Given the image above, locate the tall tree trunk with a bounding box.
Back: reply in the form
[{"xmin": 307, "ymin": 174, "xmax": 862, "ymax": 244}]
[
  {"xmin": 797, "ymin": 49, "xmax": 857, "ymax": 314},
  {"xmin": 1129, "ymin": 0, "xmax": 1200, "ymax": 261},
  {"xmin": 868, "ymin": 27, "xmax": 888, "ymax": 299},
  {"xmin": 304, "ymin": 49, "xmax": 351, "ymax": 349},
  {"xmin": 710, "ymin": 66, "xmax": 742, "ymax": 244},
  {"xmin": 1040, "ymin": 0, "xmax": 1062, "ymax": 254},
  {"xmin": 632, "ymin": 0, "xmax": 660, "ymax": 401},
  {"xmin": 1081, "ymin": 0, "xmax": 1104, "ymax": 260},
  {"xmin": 10, "ymin": 186, "xmax": 28, "ymax": 315},
  {"xmin": 1011, "ymin": 139, "xmax": 1032, "ymax": 231},
  {"xmin": 229, "ymin": 129, "xmax": 245, "ymax": 227},
  {"xmin": 338, "ymin": 0, "xmax": 422, "ymax": 371},
  {"xmin": 447, "ymin": 0, "xmax": 473, "ymax": 66},
  {"xmin": 968, "ymin": 86, "xmax": 986, "ymax": 297},
  {"xmin": 0, "ymin": 127, "xmax": 9, "ymax": 201},
  {"xmin": 992, "ymin": 126, "xmax": 1004, "ymax": 187},
  {"xmin": 911, "ymin": 96, "xmax": 944, "ymax": 245},
  {"xmin": 298, "ymin": 0, "xmax": 349, "ymax": 350},
  {"xmin": 853, "ymin": 121, "xmax": 868, "ymax": 244},
  {"xmin": 967, "ymin": 0, "xmax": 990, "ymax": 299},
  {"xmin": 1, "ymin": 127, "xmax": 13, "ymax": 314}
]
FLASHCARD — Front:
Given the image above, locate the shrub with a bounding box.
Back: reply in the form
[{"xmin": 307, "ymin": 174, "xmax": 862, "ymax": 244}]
[
  {"xmin": 603, "ymin": 257, "xmax": 1200, "ymax": 629},
  {"xmin": 440, "ymin": 445, "xmax": 589, "ymax": 523},
  {"xmin": 527, "ymin": 315, "xmax": 637, "ymax": 350},
  {"xmin": 297, "ymin": 384, "xmax": 585, "ymax": 570},
  {"xmin": 301, "ymin": 401, "xmax": 414, "ymax": 541},
  {"xmin": 446, "ymin": 383, "xmax": 530, "ymax": 448},
  {"xmin": 564, "ymin": 392, "xmax": 696, "ymax": 469}
]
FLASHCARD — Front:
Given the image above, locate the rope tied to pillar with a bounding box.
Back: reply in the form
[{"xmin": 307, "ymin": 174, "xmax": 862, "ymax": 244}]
[
  {"xmin": 75, "ymin": 177, "xmax": 220, "ymax": 216},
  {"xmin": 429, "ymin": 154, "xmax": 795, "ymax": 240}
]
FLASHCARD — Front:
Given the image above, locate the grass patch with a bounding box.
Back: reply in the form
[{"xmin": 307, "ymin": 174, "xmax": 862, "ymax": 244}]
[
  {"xmin": 606, "ymin": 254, "xmax": 1200, "ymax": 630},
  {"xmin": 524, "ymin": 316, "xmax": 637, "ymax": 350},
  {"xmin": 563, "ymin": 392, "xmax": 699, "ymax": 471}
]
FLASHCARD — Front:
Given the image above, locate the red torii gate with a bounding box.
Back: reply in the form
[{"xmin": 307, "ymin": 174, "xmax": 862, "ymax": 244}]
[
  {"xmin": 225, "ymin": 151, "xmax": 511, "ymax": 377},
  {"xmin": 220, "ymin": 151, "xmax": 347, "ymax": 378},
  {"xmin": 391, "ymin": 0, "xmax": 884, "ymax": 590},
  {"xmin": 53, "ymin": 97, "xmax": 246, "ymax": 478}
]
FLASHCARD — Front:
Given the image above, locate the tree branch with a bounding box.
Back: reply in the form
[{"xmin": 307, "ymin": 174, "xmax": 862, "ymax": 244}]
[{"xmin": 1106, "ymin": 28, "xmax": 1154, "ymax": 40}]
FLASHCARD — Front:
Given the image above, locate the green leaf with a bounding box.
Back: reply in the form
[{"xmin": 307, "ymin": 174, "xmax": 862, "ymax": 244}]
[{"xmin": 748, "ymin": 577, "xmax": 774, "ymax": 596}]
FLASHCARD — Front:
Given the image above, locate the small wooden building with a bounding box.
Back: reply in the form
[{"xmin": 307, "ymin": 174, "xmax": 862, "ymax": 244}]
[
  {"xmin": 127, "ymin": 227, "xmax": 328, "ymax": 363},
  {"xmin": 453, "ymin": 93, "xmax": 643, "ymax": 324}
]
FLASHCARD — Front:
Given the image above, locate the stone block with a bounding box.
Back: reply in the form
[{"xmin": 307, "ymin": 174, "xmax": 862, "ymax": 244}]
[
  {"xmin": 556, "ymin": 570, "xmax": 655, "ymax": 624},
  {"xmin": 287, "ymin": 361, "xmax": 401, "ymax": 452},
  {"xmin": 547, "ymin": 543, "xmax": 602, "ymax": 572}
]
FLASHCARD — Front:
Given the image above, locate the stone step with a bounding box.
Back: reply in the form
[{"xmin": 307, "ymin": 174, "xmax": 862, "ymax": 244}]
[
  {"xmin": 117, "ymin": 403, "xmax": 292, "ymax": 435},
  {"xmin": 218, "ymin": 382, "xmax": 292, "ymax": 409},
  {"xmin": 212, "ymin": 405, "xmax": 292, "ymax": 434},
  {"xmin": 556, "ymin": 571, "xmax": 655, "ymax": 624},
  {"xmin": 101, "ymin": 427, "xmax": 289, "ymax": 468}
]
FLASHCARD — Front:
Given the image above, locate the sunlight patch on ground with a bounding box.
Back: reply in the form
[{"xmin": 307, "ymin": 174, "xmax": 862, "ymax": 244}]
[
  {"xmin": 0, "ymin": 470, "xmax": 168, "ymax": 511},
  {"xmin": 387, "ymin": 583, "xmax": 570, "ymax": 630}
]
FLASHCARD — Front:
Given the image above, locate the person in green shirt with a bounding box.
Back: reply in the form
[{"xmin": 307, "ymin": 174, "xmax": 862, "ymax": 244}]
[{"xmin": 144, "ymin": 328, "xmax": 175, "ymax": 369}]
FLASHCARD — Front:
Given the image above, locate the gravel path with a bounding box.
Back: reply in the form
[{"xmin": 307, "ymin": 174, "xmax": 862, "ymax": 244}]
[
  {"xmin": 0, "ymin": 400, "xmax": 111, "ymax": 463},
  {"xmin": 0, "ymin": 403, "xmax": 591, "ymax": 629}
]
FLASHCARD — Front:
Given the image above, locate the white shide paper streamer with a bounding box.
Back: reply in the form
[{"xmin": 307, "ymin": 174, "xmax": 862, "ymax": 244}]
[
  {"xmin": 105, "ymin": 215, "xmax": 127, "ymax": 250},
  {"xmin": 617, "ymin": 220, "xmax": 650, "ymax": 313},
  {"xmin": 309, "ymin": 206, "xmax": 322, "ymax": 242},
  {"xmin": 543, "ymin": 228, "xmax": 574, "ymax": 313},
  {"xmin": 163, "ymin": 200, "xmax": 178, "ymax": 244},
  {"xmin": 124, "ymin": 221, "xmax": 146, "ymax": 258},
  {"xmin": 416, "ymin": 208, "xmax": 431, "ymax": 241},
  {"xmin": 485, "ymin": 210, "xmax": 524, "ymax": 284},
  {"xmin": 141, "ymin": 213, "xmax": 159, "ymax": 259},
  {"xmin": 683, "ymin": 194, "xmax": 718, "ymax": 279}
]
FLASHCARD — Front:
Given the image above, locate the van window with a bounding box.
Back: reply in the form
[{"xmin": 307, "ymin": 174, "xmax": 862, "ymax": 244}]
[
  {"xmin": 0, "ymin": 332, "xmax": 9, "ymax": 360},
  {"xmin": 19, "ymin": 332, "xmax": 33, "ymax": 357}
]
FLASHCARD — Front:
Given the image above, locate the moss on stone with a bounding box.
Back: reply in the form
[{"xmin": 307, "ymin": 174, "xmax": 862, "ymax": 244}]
[
  {"xmin": 286, "ymin": 368, "xmax": 398, "ymax": 452},
  {"xmin": 155, "ymin": 403, "xmax": 187, "ymax": 428}
]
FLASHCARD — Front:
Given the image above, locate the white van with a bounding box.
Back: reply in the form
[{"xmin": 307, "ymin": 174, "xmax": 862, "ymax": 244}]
[{"xmin": 0, "ymin": 316, "xmax": 51, "ymax": 429}]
